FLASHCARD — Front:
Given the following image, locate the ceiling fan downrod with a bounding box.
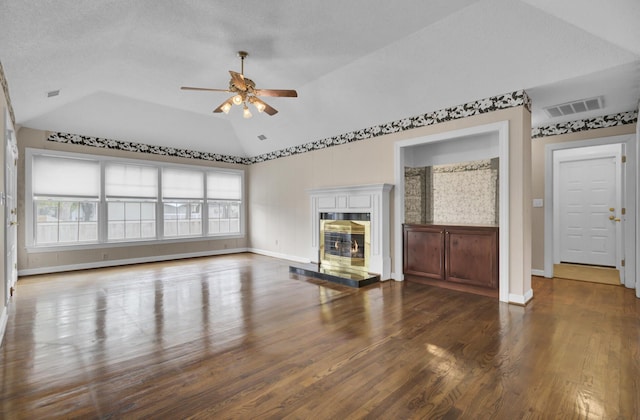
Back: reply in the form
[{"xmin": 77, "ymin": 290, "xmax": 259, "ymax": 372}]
[{"xmin": 237, "ymin": 51, "xmax": 248, "ymax": 75}]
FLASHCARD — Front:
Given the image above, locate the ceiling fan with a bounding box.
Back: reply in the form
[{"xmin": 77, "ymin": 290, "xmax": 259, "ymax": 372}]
[{"xmin": 181, "ymin": 51, "xmax": 298, "ymax": 118}]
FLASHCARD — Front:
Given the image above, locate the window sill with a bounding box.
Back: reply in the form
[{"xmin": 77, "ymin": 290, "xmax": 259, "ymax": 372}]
[{"xmin": 25, "ymin": 233, "xmax": 245, "ymax": 253}]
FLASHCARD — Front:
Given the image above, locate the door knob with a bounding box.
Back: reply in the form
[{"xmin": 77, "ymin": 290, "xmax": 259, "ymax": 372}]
[
  {"xmin": 609, "ymin": 207, "xmax": 615, "ymax": 212},
  {"xmin": 614, "ymin": 218, "xmax": 621, "ymax": 222},
  {"xmin": 609, "ymin": 215, "xmax": 615, "ymax": 220}
]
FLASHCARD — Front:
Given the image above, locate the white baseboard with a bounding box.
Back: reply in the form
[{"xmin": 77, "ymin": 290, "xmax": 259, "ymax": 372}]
[
  {"xmin": 0, "ymin": 306, "xmax": 8, "ymax": 348},
  {"xmin": 18, "ymin": 248, "xmax": 249, "ymax": 276},
  {"xmin": 391, "ymin": 272, "xmax": 404, "ymax": 281},
  {"xmin": 248, "ymin": 248, "xmax": 311, "ymax": 264},
  {"xmin": 531, "ymin": 269, "xmax": 545, "ymax": 277},
  {"xmin": 509, "ymin": 288, "xmax": 534, "ymax": 306}
]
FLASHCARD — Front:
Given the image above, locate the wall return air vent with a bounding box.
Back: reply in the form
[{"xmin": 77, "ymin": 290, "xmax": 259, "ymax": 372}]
[{"xmin": 543, "ymin": 96, "xmax": 603, "ymax": 118}]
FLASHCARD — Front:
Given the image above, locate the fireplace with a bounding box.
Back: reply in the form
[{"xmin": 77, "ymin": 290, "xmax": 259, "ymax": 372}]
[
  {"xmin": 291, "ymin": 184, "xmax": 392, "ymax": 287},
  {"xmin": 320, "ymin": 213, "xmax": 370, "ymax": 274},
  {"xmin": 308, "ymin": 184, "xmax": 393, "ymax": 278}
]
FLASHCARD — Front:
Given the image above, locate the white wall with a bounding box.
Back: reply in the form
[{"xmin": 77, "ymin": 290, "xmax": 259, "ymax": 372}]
[{"xmin": 404, "ymin": 131, "xmax": 499, "ymax": 167}]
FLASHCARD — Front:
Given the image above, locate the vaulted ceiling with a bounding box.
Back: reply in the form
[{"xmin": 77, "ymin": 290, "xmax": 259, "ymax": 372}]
[{"xmin": 1, "ymin": 0, "xmax": 639, "ymax": 158}]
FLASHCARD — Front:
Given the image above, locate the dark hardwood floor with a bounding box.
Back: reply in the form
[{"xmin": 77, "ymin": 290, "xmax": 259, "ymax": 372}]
[{"xmin": 1, "ymin": 253, "xmax": 638, "ymax": 419}]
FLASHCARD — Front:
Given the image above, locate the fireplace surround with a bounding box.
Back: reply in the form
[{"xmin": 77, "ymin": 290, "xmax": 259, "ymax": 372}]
[{"xmin": 308, "ymin": 184, "xmax": 393, "ymax": 280}]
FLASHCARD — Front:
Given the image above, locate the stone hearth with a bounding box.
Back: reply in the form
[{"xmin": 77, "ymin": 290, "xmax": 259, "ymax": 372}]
[{"xmin": 289, "ymin": 264, "xmax": 380, "ymax": 288}]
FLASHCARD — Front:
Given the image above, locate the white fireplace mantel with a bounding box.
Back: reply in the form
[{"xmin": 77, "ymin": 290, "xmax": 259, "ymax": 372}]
[{"xmin": 308, "ymin": 183, "xmax": 393, "ymax": 279}]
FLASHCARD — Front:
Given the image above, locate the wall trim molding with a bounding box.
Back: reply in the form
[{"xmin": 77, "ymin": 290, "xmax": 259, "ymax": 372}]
[
  {"xmin": 0, "ymin": 60, "xmax": 16, "ymax": 126},
  {"xmin": 509, "ymin": 289, "xmax": 534, "ymax": 306},
  {"xmin": 248, "ymin": 248, "xmax": 311, "ymax": 264},
  {"xmin": 532, "ymin": 111, "xmax": 637, "ymax": 139},
  {"xmin": 47, "ymin": 90, "xmax": 531, "ymax": 165},
  {"xmin": 531, "ymin": 269, "xmax": 545, "ymax": 277},
  {"xmin": 18, "ymin": 248, "xmax": 249, "ymax": 276}
]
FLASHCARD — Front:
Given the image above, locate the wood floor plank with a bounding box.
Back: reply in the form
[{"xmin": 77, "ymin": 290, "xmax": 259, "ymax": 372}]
[{"xmin": 1, "ymin": 253, "xmax": 639, "ymax": 418}]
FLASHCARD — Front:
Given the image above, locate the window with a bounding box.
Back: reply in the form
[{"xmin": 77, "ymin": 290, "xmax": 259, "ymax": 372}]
[
  {"xmin": 26, "ymin": 149, "xmax": 244, "ymax": 249},
  {"xmin": 162, "ymin": 168, "xmax": 204, "ymax": 237},
  {"xmin": 105, "ymin": 163, "xmax": 158, "ymax": 241},
  {"xmin": 207, "ymin": 172, "xmax": 242, "ymax": 234},
  {"xmin": 32, "ymin": 155, "xmax": 100, "ymax": 245}
]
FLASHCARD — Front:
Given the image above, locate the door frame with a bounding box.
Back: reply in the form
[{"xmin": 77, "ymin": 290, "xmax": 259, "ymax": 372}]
[
  {"xmin": 544, "ymin": 134, "xmax": 636, "ymax": 289},
  {"xmin": 553, "ymin": 144, "xmax": 623, "ymax": 275},
  {"xmin": 4, "ymin": 117, "xmax": 17, "ymax": 298}
]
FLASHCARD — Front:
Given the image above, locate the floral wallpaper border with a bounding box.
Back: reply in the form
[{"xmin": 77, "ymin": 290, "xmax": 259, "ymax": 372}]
[
  {"xmin": 47, "ymin": 132, "xmax": 248, "ymax": 164},
  {"xmin": 48, "ymin": 90, "xmax": 531, "ymax": 165},
  {"xmin": 532, "ymin": 110, "xmax": 638, "ymax": 139},
  {"xmin": 245, "ymin": 90, "xmax": 531, "ymax": 164},
  {"xmin": 0, "ymin": 60, "xmax": 16, "ymax": 127}
]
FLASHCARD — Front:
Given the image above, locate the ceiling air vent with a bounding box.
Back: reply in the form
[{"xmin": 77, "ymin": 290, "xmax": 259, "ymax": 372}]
[
  {"xmin": 257, "ymin": 134, "xmax": 267, "ymax": 141},
  {"xmin": 47, "ymin": 89, "xmax": 60, "ymax": 98},
  {"xmin": 544, "ymin": 96, "xmax": 603, "ymax": 118}
]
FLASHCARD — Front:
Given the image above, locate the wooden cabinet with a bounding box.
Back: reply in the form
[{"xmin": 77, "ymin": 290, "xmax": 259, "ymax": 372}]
[
  {"xmin": 403, "ymin": 225, "xmax": 445, "ymax": 280},
  {"xmin": 403, "ymin": 224, "xmax": 498, "ymax": 293}
]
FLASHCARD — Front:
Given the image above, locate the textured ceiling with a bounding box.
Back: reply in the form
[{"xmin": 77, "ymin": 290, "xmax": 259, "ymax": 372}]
[{"xmin": 1, "ymin": 0, "xmax": 639, "ymax": 158}]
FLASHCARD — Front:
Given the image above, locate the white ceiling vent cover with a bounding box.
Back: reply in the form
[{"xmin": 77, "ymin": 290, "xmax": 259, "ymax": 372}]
[{"xmin": 544, "ymin": 96, "xmax": 603, "ymax": 118}]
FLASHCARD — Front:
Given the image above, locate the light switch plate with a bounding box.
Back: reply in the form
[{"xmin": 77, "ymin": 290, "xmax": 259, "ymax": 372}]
[{"xmin": 533, "ymin": 198, "xmax": 543, "ymax": 208}]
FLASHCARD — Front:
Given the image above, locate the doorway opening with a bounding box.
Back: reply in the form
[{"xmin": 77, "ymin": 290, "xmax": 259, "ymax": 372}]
[
  {"xmin": 544, "ymin": 134, "xmax": 636, "ymax": 289},
  {"xmin": 394, "ymin": 121, "xmax": 511, "ymax": 303}
]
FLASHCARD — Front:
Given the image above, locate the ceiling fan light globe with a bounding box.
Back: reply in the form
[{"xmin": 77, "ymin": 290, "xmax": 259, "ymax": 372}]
[
  {"xmin": 232, "ymin": 94, "xmax": 243, "ymax": 105},
  {"xmin": 243, "ymin": 105, "xmax": 252, "ymax": 119},
  {"xmin": 221, "ymin": 102, "xmax": 232, "ymax": 114},
  {"xmin": 255, "ymin": 101, "xmax": 266, "ymax": 113}
]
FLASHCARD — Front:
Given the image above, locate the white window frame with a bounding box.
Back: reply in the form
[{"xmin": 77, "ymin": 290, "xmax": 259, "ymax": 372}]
[{"xmin": 25, "ymin": 148, "xmax": 245, "ymax": 252}]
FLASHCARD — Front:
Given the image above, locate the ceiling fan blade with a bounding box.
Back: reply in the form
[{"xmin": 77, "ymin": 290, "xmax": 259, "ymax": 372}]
[
  {"xmin": 229, "ymin": 71, "xmax": 247, "ymax": 91},
  {"xmin": 213, "ymin": 98, "xmax": 233, "ymax": 113},
  {"xmin": 262, "ymin": 102, "xmax": 278, "ymax": 116},
  {"xmin": 181, "ymin": 86, "xmax": 230, "ymax": 93},
  {"xmin": 255, "ymin": 89, "xmax": 298, "ymax": 98}
]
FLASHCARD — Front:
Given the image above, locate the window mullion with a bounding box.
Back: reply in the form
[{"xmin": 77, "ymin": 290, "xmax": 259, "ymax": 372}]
[
  {"xmin": 99, "ymin": 161, "xmax": 107, "ymax": 244},
  {"xmin": 157, "ymin": 171, "xmax": 164, "ymax": 239},
  {"xmin": 203, "ymin": 176, "xmax": 208, "ymax": 236}
]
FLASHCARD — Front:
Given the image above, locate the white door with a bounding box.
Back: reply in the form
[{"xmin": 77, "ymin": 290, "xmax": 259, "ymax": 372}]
[
  {"xmin": 4, "ymin": 117, "xmax": 18, "ymax": 300},
  {"xmin": 554, "ymin": 144, "xmax": 623, "ymax": 270}
]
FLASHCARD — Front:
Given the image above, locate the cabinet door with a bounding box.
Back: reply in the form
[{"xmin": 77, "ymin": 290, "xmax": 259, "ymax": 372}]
[
  {"xmin": 445, "ymin": 227, "xmax": 498, "ymax": 288},
  {"xmin": 403, "ymin": 226, "xmax": 445, "ymax": 280}
]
